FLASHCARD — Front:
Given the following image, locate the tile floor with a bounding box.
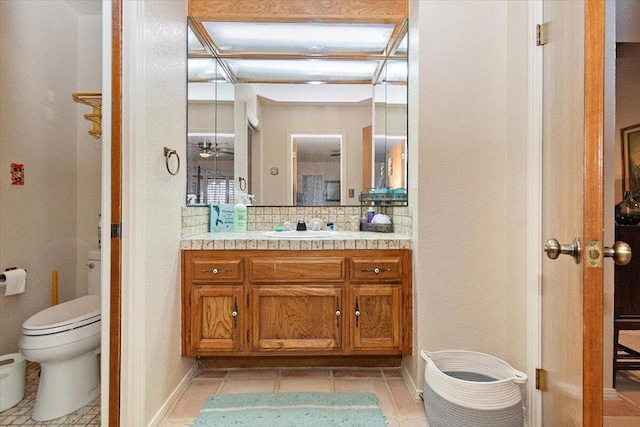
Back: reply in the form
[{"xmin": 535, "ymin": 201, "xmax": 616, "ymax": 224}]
[
  {"xmin": 0, "ymin": 362, "xmax": 100, "ymax": 426},
  {"xmin": 159, "ymin": 367, "xmax": 428, "ymax": 427},
  {"xmin": 8, "ymin": 350, "xmax": 638, "ymax": 426}
]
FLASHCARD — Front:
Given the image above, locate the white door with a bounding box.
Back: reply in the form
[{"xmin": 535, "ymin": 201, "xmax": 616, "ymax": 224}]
[{"xmin": 541, "ymin": 1, "xmax": 605, "ymax": 425}]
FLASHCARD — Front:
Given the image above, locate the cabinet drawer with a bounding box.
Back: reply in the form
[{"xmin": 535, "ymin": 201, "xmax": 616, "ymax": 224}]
[
  {"xmin": 350, "ymin": 257, "xmax": 402, "ymax": 282},
  {"xmin": 192, "ymin": 258, "xmax": 243, "ymax": 282},
  {"xmin": 250, "ymin": 257, "xmax": 345, "ymax": 282}
]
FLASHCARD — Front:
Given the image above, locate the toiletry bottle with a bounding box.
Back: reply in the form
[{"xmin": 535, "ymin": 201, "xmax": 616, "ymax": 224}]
[
  {"xmin": 367, "ymin": 207, "xmax": 375, "ymax": 223},
  {"xmin": 296, "ymin": 217, "xmax": 307, "ymax": 231},
  {"xmin": 234, "ymin": 203, "xmax": 247, "ymax": 232}
]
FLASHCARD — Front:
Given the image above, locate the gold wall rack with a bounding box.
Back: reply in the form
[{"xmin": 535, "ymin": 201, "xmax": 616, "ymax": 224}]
[{"xmin": 72, "ymin": 93, "xmax": 102, "ymax": 139}]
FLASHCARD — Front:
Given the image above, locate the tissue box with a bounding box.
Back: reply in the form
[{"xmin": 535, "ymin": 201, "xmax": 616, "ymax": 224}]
[{"xmin": 210, "ymin": 204, "xmax": 235, "ymax": 232}]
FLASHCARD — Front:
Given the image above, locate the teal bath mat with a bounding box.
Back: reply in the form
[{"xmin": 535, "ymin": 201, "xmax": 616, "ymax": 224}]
[{"xmin": 192, "ymin": 392, "xmax": 386, "ymax": 427}]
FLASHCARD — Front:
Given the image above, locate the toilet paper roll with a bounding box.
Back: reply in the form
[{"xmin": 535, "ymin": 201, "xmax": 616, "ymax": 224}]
[{"xmin": 0, "ymin": 269, "xmax": 27, "ymax": 296}]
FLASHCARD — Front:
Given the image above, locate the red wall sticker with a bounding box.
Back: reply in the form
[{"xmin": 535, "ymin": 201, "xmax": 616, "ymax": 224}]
[{"xmin": 11, "ymin": 163, "xmax": 24, "ymax": 185}]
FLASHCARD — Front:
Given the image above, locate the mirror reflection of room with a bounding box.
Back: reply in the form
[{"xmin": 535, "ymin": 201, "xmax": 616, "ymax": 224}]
[{"xmin": 186, "ymin": 18, "xmax": 407, "ymax": 207}]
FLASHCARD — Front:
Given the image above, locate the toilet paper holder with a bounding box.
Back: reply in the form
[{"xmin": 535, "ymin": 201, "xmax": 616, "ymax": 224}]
[{"xmin": 3, "ymin": 267, "xmax": 26, "ymax": 272}]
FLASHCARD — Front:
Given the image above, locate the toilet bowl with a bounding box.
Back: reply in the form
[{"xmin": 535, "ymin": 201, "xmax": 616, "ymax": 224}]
[{"xmin": 19, "ymin": 251, "xmax": 101, "ymax": 421}]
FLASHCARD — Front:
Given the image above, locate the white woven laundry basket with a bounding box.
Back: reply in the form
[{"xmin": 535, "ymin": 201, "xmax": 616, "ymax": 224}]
[{"xmin": 421, "ymin": 350, "xmax": 527, "ymax": 427}]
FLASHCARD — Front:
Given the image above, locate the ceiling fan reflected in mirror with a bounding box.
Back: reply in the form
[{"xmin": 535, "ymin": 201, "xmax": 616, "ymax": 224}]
[{"xmin": 198, "ymin": 141, "xmax": 233, "ymax": 158}]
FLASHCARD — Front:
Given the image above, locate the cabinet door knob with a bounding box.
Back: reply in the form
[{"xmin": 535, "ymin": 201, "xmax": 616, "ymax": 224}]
[{"xmin": 232, "ymin": 298, "xmax": 238, "ymax": 329}]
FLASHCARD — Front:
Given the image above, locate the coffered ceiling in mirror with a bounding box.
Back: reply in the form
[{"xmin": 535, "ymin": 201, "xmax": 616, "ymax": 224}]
[{"xmin": 187, "ymin": 0, "xmax": 407, "ymax": 84}]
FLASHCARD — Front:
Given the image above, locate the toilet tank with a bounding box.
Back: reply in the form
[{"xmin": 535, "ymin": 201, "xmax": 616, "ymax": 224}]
[{"xmin": 87, "ymin": 250, "xmax": 101, "ymax": 296}]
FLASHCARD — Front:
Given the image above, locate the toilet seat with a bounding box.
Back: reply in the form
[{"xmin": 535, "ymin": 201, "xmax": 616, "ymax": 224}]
[{"xmin": 22, "ymin": 295, "xmax": 101, "ymax": 336}]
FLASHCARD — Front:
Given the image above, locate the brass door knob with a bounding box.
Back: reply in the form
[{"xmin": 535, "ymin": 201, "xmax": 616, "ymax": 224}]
[
  {"xmin": 544, "ymin": 237, "xmax": 581, "ymax": 264},
  {"xmin": 604, "ymin": 241, "xmax": 632, "ymax": 265}
]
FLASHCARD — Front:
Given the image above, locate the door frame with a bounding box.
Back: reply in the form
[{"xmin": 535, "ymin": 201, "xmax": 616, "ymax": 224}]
[
  {"xmin": 526, "ymin": 1, "xmax": 606, "ymax": 426},
  {"xmin": 525, "ymin": 0, "xmax": 543, "ymax": 424},
  {"xmin": 106, "ymin": 0, "xmax": 122, "ymax": 425},
  {"xmin": 288, "ymin": 131, "xmax": 346, "ymax": 205}
]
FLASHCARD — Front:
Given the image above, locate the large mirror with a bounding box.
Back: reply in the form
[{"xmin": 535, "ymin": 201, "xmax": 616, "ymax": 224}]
[{"xmin": 186, "ymin": 17, "xmax": 407, "ymax": 206}]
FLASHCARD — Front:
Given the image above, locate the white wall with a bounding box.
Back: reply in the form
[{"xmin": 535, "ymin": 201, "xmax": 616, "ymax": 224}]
[
  {"xmin": 504, "ymin": 0, "xmax": 529, "ymax": 375},
  {"xmin": 139, "ymin": 0, "xmax": 194, "ymax": 423},
  {"xmin": 76, "ymin": 14, "xmax": 103, "ymax": 296},
  {"xmin": 403, "ymin": 0, "xmax": 528, "ymax": 392},
  {"xmin": 617, "ymin": 0, "xmax": 640, "ymax": 43},
  {"xmin": 188, "ymin": 101, "xmax": 234, "ymax": 134},
  {"xmin": 0, "ymin": 0, "xmax": 89, "ymax": 355}
]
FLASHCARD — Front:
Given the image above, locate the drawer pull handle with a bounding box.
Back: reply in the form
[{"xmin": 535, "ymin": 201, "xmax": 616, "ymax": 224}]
[
  {"xmin": 200, "ymin": 268, "xmax": 233, "ymax": 274},
  {"xmin": 361, "ymin": 267, "xmax": 392, "ymax": 274}
]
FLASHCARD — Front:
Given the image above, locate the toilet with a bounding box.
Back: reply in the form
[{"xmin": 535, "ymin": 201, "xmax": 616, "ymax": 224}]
[{"xmin": 19, "ymin": 250, "xmax": 101, "ymax": 421}]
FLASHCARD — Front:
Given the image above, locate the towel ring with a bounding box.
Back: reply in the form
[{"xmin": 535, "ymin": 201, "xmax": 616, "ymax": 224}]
[{"xmin": 164, "ymin": 147, "xmax": 180, "ymax": 176}]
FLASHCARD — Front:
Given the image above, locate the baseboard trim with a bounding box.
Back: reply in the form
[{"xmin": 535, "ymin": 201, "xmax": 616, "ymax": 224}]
[
  {"xmin": 147, "ymin": 361, "xmax": 198, "ymax": 427},
  {"xmin": 603, "ymin": 387, "xmax": 620, "ymax": 400},
  {"xmin": 401, "ymin": 366, "xmax": 422, "ymax": 400},
  {"xmin": 197, "ymin": 355, "xmax": 402, "ymax": 369}
]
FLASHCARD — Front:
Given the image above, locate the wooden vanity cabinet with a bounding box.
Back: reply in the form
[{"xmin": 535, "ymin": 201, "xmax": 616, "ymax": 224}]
[
  {"xmin": 248, "ymin": 255, "xmax": 346, "ymax": 353},
  {"xmin": 182, "ymin": 249, "xmax": 412, "ymax": 359},
  {"xmin": 350, "ymin": 284, "xmax": 402, "ymax": 352},
  {"xmin": 349, "ymin": 256, "xmax": 406, "ymax": 353},
  {"xmin": 182, "ymin": 255, "xmax": 246, "ymax": 355},
  {"xmin": 190, "ymin": 285, "xmax": 244, "ymax": 353},
  {"xmin": 251, "ymin": 285, "xmax": 345, "ymax": 352}
]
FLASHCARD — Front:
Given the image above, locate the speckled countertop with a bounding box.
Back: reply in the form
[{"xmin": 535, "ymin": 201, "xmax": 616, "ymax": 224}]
[{"xmin": 180, "ymin": 231, "xmax": 412, "ymax": 251}]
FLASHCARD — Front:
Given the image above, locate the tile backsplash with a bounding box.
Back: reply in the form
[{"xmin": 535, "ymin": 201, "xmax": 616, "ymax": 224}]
[{"xmin": 181, "ymin": 206, "xmax": 412, "ymax": 238}]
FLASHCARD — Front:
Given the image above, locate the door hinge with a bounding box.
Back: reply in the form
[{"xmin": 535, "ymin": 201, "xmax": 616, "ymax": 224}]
[
  {"xmin": 111, "ymin": 223, "xmax": 122, "ymax": 239},
  {"xmin": 536, "ymin": 23, "xmax": 548, "ymax": 46},
  {"xmin": 536, "ymin": 368, "xmax": 547, "ymax": 391}
]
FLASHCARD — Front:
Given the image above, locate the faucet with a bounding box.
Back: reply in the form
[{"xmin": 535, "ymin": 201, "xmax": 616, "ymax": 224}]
[{"xmin": 296, "ymin": 218, "xmax": 307, "ymax": 231}]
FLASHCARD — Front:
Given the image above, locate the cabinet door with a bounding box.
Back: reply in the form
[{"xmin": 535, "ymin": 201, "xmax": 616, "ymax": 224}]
[
  {"xmin": 252, "ymin": 286, "xmax": 344, "ymax": 352},
  {"xmin": 189, "ymin": 285, "xmax": 244, "ymax": 354},
  {"xmin": 350, "ymin": 284, "xmax": 402, "ymax": 352}
]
